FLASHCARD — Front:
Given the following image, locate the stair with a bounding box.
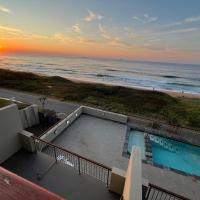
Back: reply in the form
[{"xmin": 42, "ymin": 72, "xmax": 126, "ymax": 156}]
[{"xmin": 144, "ymin": 133, "xmax": 153, "ymax": 164}]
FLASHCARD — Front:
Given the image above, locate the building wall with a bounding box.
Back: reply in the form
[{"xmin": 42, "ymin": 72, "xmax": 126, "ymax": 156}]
[
  {"xmin": 83, "ymin": 106, "xmax": 128, "ymax": 124},
  {"xmin": 123, "ymin": 147, "xmax": 142, "ymax": 200},
  {"xmin": 0, "ymin": 104, "xmax": 23, "ymax": 163},
  {"xmin": 129, "ymin": 117, "xmax": 200, "ymax": 146},
  {"xmin": 40, "ymin": 106, "xmax": 83, "ymax": 143},
  {"xmin": 19, "ymin": 105, "xmax": 39, "ymax": 129}
]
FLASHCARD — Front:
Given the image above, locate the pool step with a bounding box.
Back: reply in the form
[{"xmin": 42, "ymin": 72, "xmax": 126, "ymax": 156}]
[
  {"xmin": 149, "ymin": 135, "xmax": 179, "ymax": 153},
  {"xmin": 144, "ymin": 133, "xmax": 153, "ymax": 164}
]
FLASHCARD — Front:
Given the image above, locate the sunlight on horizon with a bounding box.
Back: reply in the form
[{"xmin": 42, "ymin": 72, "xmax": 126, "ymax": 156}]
[{"xmin": 0, "ymin": 0, "xmax": 200, "ymax": 64}]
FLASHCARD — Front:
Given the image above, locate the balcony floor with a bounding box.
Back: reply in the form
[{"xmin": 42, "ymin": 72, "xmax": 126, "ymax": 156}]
[{"xmin": 2, "ymin": 149, "xmax": 120, "ymax": 200}]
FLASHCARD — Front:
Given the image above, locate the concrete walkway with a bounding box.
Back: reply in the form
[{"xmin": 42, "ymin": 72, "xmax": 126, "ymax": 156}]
[{"xmin": 0, "ymin": 88, "xmax": 79, "ymax": 115}]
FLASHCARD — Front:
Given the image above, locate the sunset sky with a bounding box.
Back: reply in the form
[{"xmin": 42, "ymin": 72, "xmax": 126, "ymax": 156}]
[{"xmin": 0, "ymin": 0, "xmax": 200, "ymax": 64}]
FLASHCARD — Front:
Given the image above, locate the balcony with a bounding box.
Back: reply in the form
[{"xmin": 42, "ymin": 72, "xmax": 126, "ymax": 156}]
[
  {"xmin": 2, "ymin": 149, "xmax": 120, "ymax": 200},
  {"xmin": 0, "ymin": 104, "xmax": 196, "ymax": 200}
]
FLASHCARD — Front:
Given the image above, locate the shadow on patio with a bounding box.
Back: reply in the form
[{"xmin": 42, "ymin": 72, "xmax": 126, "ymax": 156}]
[{"xmin": 2, "ymin": 149, "xmax": 120, "ymax": 200}]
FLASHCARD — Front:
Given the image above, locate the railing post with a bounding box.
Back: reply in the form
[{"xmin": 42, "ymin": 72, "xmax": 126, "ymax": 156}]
[
  {"xmin": 78, "ymin": 157, "xmax": 81, "ymax": 175},
  {"xmin": 106, "ymin": 169, "xmax": 110, "ymax": 188},
  {"xmin": 145, "ymin": 185, "xmax": 151, "ymax": 200},
  {"xmin": 32, "ymin": 137, "xmax": 37, "ymax": 152},
  {"xmin": 53, "ymin": 146, "xmax": 57, "ymax": 163}
]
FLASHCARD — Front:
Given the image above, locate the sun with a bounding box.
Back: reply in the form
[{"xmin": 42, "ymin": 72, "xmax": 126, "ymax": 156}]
[{"xmin": 0, "ymin": 45, "xmax": 4, "ymax": 52}]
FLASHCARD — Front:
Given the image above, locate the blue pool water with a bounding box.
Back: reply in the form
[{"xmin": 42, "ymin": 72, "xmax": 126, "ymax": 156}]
[
  {"xmin": 128, "ymin": 130, "xmax": 200, "ymax": 177},
  {"xmin": 127, "ymin": 131, "xmax": 146, "ymax": 159}
]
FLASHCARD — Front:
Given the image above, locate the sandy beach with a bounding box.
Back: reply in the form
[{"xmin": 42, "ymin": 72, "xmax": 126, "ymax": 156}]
[
  {"xmin": 72, "ymin": 77, "xmax": 200, "ymax": 99},
  {"xmin": 165, "ymin": 90, "xmax": 200, "ymax": 99}
]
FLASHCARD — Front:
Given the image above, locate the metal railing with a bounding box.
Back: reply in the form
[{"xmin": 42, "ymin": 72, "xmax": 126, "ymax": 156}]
[
  {"xmin": 128, "ymin": 115, "xmax": 200, "ymax": 135},
  {"xmin": 32, "ymin": 136, "xmax": 111, "ymax": 186},
  {"xmin": 145, "ymin": 184, "xmax": 190, "ymax": 200}
]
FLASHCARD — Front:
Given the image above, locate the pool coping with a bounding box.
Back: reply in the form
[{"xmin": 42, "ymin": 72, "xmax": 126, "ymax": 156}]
[{"xmin": 123, "ymin": 126, "xmax": 200, "ymax": 181}]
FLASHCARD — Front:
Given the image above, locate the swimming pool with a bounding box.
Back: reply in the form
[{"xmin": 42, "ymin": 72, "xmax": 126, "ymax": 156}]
[
  {"xmin": 127, "ymin": 130, "xmax": 200, "ymax": 177},
  {"xmin": 127, "ymin": 130, "xmax": 146, "ymax": 159}
]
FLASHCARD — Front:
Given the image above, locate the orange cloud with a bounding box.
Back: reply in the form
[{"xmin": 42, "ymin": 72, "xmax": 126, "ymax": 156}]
[{"xmin": 1, "ymin": 25, "xmax": 200, "ymax": 64}]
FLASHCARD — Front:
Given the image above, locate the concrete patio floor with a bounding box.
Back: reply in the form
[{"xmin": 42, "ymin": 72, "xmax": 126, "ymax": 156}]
[
  {"xmin": 51, "ymin": 114, "xmax": 200, "ymax": 200},
  {"xmin": 52, "ymin": 114, "xmax": 129, "ymax": 170},
  {"xmin": 142, "ymin": 163, "xmax": 200, "ymax": 200},
  {"xmin": 2, "ymin": 150, "xmax": 120, "ymax": 200}
]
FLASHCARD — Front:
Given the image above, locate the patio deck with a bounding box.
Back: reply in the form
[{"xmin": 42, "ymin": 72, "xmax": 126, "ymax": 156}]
[
  {"xmin": 2, "ymin": 150, "xmax": 120, "ymax": 200},
  {"xmin": 52, "ymin": 114, "xmax": 129, "ymax": 170},
  {"xmin": 142, "ymin": 163, "xmax": 200, "ymax": 200},
  {"xmin": 51, "ymin": 114, "xmax": 200, "ymax": 200}
]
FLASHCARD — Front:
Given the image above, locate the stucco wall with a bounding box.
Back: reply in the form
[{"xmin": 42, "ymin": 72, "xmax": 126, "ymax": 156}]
[
  {"xmin": 19, "ymin": 130, "xmax": 35, "ymax": 152},
  {"xmin": 109, "ymin": 167, "xmax": 126, "ymax": 195},
  {"xmin": 129, "ymin": 117, "xmax": 200, "ymax": 147},
  {"xmin": 123, "ymin": 147, "xmax": 142, "ymax": 200},
  {"xmin": 40, "ymin": 107, "xmax": 83, "ymax": 143},
  {"xmin": 19, "ymin": 105, "xmax": 39, "ymax": 129},
  {"xmin": 40, "ymin": 106, "xmax": 128, "ymax": 143},
  {"xmin": 0, "ymin": 104, "xmax": 23, "ymax": 163},
  {"xmin": 83, "ymin": 106, "xmax": 128, "ymax": 124}
]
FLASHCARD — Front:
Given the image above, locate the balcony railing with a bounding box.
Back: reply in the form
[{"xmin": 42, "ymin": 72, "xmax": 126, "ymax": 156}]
[
  {"xmin": 145, "ymin": 183, "xmax": 190, "ymax": 200},
  {"xmin": 32, "ymin": 136, "xmax": 111, "ymax": 186}
]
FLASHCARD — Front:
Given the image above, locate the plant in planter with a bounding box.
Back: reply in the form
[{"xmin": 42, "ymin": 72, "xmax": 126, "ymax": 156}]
[{"xmin": 38, "ymin": 109, "xmax": 59, "ymax": 126}]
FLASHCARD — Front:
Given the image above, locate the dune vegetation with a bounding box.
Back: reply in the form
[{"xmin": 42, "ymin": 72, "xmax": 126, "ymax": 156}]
[
  {"xmin": 0, "ymin": 68, "xmax": 199, "ymax": 128},
  {"xmin": 0, "ymin": 98, "xmax": 11, "ymax": 108}
]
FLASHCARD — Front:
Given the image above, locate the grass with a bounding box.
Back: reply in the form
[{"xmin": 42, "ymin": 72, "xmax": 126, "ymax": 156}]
[
  {"xmin": 0, "ymin": 98, "xmax": 11, "ymax": 108},
  {"xmin": 0, "ymin": 98, "xmax": 29, "ymax": 109},
  {"xmin": 0, "ymin": 68, "xmax": 199, "ymax": 128}
]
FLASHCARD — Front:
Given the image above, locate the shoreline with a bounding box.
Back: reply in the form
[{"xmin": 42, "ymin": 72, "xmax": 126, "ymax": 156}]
[
  {"xmin": 68, "ymin": 77, "xmax": 200, "ymax": 99},
  {"xmin": 0, "ymin": 65, "xmax": 200, "ymax": 99},
  {"xmin": 0, "ymin": 68, "xmax": 199, "ymax": 128},
  {"xmin": 1, "ymin": 67, "xmax": 200, "ymax": 99}
]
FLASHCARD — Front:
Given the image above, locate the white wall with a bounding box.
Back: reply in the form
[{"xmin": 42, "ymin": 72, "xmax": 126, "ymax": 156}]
[
  {"xmin": 19, "ymin": 130, "xmax": 35, "ymax": 152},
  {"xmin": 40, "ymin": 106, "xmax": 128, "ymax": 143},
  {"xmin": 83, "ymin": 106, "xmax": 128, "ymax": 124},
  {"xmin": 0, "ymin": 104, "xmax": 23, "ymax": 163},
  {"xmin": 19, "ymin": 105, "xmax": 39, "ymax": 129},
  {"xmin": 40, "ymin": 107, "xmax": 83, "ymax": 143},
  {"xmin": 123, "ymin": 147, "xmax": 142, "ymax": 200}
]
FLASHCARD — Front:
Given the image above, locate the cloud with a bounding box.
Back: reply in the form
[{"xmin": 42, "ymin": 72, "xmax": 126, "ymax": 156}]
[
  {"xmin": 84, "ymin": 9, "xmax": 103, "ymax": 22},
  {"xmin": 0, "ymin": 25, "xmax": 49, "ymax": 40},
  {"xmin": 54, "ymin": 33, "xmax": 73, "ymax": 42},
  {"xmin": 161, "ymin": 21, "xmax": 183, "ymax": 28},
  {"xmin": 72, "ymin": 24, "xmax": 81, "ymax": 33},
  {"xmin": 0, "ymin": 5, "xmax": 11, "ymax": 13},
  {"xmin": 54, "ymin": 33, "xmax": 98, "ymax": 45},
  {"xmin": 142, "ymin": 43, "xmax": 168, "ymax": 51},
  {"xmin": 159, "ymin": 27, "xmax": 199, "ymax": 36},
  {"xmin": 98, "ymin": 24, "xmax": 132, "ymax": 48},
  {"xmin": 185, "ymin": 15, "xmax": 200, "ymax": 23},
  {"xmin": 0, "ymin": 25, "xmax": 22, "ymax": 34},
  {"xmin": 133, "ymin": 14, "xmax": 158, "ymax": 24},
  {"xmin": 98, "ymin": 24, "xmax": 111, "ymax": 39},
  {"xmin": 138, "ymin": 27, "xmax": 200, "ymax": 44},
  {"xmin": 162, "ymin": 15, "xmax": 200, "ymax": 28},
  {"xmin": 144, "ymin": 14, "xmax": 158, "ymax": 23}
]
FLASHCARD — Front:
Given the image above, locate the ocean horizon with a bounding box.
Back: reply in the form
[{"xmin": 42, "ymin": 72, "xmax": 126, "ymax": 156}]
[{"xmin": 0, "ymin": 54, "xmax": 200, "ymax": 95}]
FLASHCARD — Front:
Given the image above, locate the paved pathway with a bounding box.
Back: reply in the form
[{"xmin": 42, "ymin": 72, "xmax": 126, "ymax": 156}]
[{"xmin": 0, "ymin": 88, "xmax": 79, "ymax": 115}]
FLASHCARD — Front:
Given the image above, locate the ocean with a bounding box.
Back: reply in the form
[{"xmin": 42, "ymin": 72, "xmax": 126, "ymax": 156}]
[{"xmin": 0, "ymin": 54, "xmax": 200, "ymax": 94}]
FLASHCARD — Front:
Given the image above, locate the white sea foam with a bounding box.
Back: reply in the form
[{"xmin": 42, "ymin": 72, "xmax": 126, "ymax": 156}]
[{"xmin": 0, "ymin": 54, "xmax": 200, "ymax": 94}]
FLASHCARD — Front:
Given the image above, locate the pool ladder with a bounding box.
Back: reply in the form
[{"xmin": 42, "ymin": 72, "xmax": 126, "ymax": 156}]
[
  {"xmin": 149, "ymin": 135, "xmax": 179, "ymax": 153},
  {"xmin": 144, "ymin": 133, "xmax": 153, "ymax": 163}
]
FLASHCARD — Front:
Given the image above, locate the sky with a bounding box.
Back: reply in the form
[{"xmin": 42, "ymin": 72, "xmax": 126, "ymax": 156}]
[{"xmin": 0, "ymin": 0, "xmax": 200, "ymax": 64}]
